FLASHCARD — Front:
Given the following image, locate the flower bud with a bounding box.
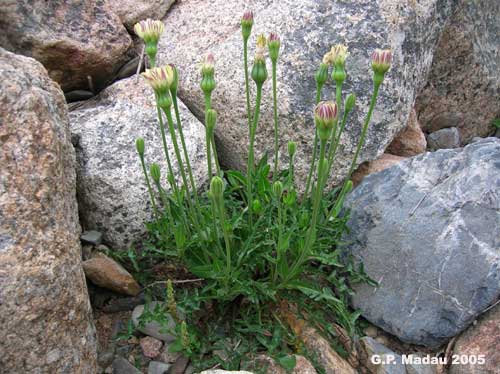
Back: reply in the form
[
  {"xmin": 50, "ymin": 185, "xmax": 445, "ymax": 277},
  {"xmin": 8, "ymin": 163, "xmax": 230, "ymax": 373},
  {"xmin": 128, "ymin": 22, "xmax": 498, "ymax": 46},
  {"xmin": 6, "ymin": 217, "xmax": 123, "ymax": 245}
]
[
  {"xmin": 272, "ymin": 181, "xmax": 283, "ymax": 199},
  {"xmin": 314, "ymin": 101, "xmax": 338, "ymax": 141},
  {"xmin": 371, "ymin": 49, "xmax": 392, "ymax": 83},
  {"xmin": 287, "ymin": 141, "xmax": 297, "ymax": 159},
  {"xmin": 267, "ymin": 32, "xmax": 280, "ymax": 62},
  {"xmin": 241, "ymin": 10, "xmax": 254, "ymax": 40},
  {"xmin": 252, "ymin": 199, "xmax": 262, "ymax": 214},
  {"xmin": 206, "ymin": 109, "xmax": 217, "ymax": 132},
  {"xmin": 201, "ymin": 53, "xmax": 215, "ymax": 76},
  {"xmin": 200, "ymin": 54, "xmax": 216, "ymax": 95},
  {"xmin": 134, "ymin": 19, "xmax": 164, "ymax": 65},
  {"xmin": 136, "ymin": 137, "xmax": 145, "ymax": 156},
  {"xmin": 252, "ymin": 37, "xmax": 268, "ymax": 85},
  {"xmin": 330, "ymin": 44, "xmax": 349, "ymax": 69},
  {"xmin": 149, "ymin": 163, "xmax": 161, "ymax": 184},
  {"xmin": 209, "ymin": 176, "xmax": 224, "ymax": 201},
  {"xmin": 169, "ymin": 64, "xmax": 179, "ymax": 95},
  {"xmin": 344, "ymin": 93, "xmax": 356, "ymax": 113},
  {"xmin": 142, "ymin": 66, "xmax": 175, "ymax": 99},
  {"xmin": 315, "ymin": 63, "xmax": 329, "ymax": 87}
]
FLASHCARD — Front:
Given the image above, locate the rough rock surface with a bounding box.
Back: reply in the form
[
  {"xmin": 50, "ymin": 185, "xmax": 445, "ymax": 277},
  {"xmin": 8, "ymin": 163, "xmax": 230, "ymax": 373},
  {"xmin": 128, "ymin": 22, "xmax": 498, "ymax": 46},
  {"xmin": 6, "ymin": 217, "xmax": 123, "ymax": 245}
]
[
  {"xmin": 351, "ymin": 153, "xmax": 405, "ymax": 186},
  {"xmin": 83, "ymin": 253, "xmax": 141, "ymax": 295},
  {"xmin": 358, "ymin": 337, "xmax": 406, "ymax": 374},
  {"xmin": 0, "ymin": 0, "xmax": 132, "ymax": 92},
  {"xmin": 108, "ymin": 0, "xmax": 176, "ymax": 31},
  {"xmin": 415, "ymin": 0, "xmax": 500, "ymax": 144},
  {"xmin": 427, "ymin": 127, "xmax": 461, "ymax": 151},
  {"xmin": 449, "ymin": 304, "xmax": 500, "ymax": 374},
  {"xmin": 69, "ymin": 76, "xmax": 209, "ymax": 248},
  {"xmin": 158, "ymin": 0, "xmax": 456, "ymax": 190},
  {"xmin": 132, "ymin": 302, "xmax": 176, "ymax": 342},
  {"xmin": 386, "ymin": 109, "xmax": 427, "ymax": 157},
  {"xmin": 344, "ymin": 138, "xmax": 500, "ymax": 347},
  {"xmin": 0, "ymin": 48, "xmax": 97, "ymax": 372}
]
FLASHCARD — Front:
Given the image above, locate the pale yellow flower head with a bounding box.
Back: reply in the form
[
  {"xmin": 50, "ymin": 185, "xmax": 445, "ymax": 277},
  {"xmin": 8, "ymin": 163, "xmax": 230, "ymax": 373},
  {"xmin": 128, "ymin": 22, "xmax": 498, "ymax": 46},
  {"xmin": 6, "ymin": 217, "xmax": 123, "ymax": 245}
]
[
  {"xmin": 134, "ymin": 19, "xmax": 164, "ymax": 44},
  {"xmin": 255, "ymin": 34, "xmax": 267, "ymax": 61},
  {"xmin": 142, "ymin": 65, "xmax": 175, "ymax": 94},
  {"xmin": 329, "ymin": 44, "xmax": 349, "ymax": 67}
]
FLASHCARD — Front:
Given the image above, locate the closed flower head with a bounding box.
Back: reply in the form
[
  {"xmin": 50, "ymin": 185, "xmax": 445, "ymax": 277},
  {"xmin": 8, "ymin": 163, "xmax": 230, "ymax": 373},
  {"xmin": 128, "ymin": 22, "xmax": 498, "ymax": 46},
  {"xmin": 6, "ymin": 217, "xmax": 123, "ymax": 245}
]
[
  {"xmin": 255, "ymin": 34, "xmax": 267, "ymax": 62},
  {"xmin": 371, "ymin": 49, "xmax": 392, "ymax": 75},
  {"xmin": 268, "ymin": 32, "xmax": 280, "ymax": 61},
  {"xmin": 315, "ymin": 101, "xmax": 337, "ymax": 140},
  {"xmin": 134, "ymin": 19, "xmax": 164, "ymax": 44},
  {"xmin": 330, "ymin": 44, "xmax": 349, "ymax": 68},
  {"xmin": 201, "ymin": 53, "xmax": 215, "ymax": 76},
  {"xmin": 142, "ymin": 65, "xmax": 175, "ymax": 94},
  {"xmin": 241, "ymin": 10, "xmax": 254, "ymax": 39}
]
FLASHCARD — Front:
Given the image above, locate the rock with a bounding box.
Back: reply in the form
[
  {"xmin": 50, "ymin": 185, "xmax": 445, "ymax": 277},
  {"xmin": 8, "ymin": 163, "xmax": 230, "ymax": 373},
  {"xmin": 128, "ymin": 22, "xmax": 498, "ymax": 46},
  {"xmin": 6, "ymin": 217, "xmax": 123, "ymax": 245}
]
[
  {"xmin": 169, "ymin": 355, "xmax": 190, "ymax": 374},
  {"xmin": 415, "ymin": 0, "xmax": 500, "ymax": 145},
  {"xmin": 98, "ymin": 350, "xmax": 115, "ymax": 370},
  {"xmin": 0, "ymin": 48, "xmax": 97, "ymax": 372},
  {"xmin": 351, "ymin": 153, "xmax": 406, "ymax": 186},
  {"xmin": 364, "ymin": 326, "xmax": 379, "ymax": 338},
  {"xmin": 386, "ymin": 109, "xmax": 427, "ymax": 157},
  {"xmin": 140, "ymin": 336, "xmax": 163, "ymax": 359},
  {"xmin": 69, "ymin": 75, "xmax": 209, "ymax": 248},
  {"xmin": 427, "ymin": 127, "xmax": 460, "ymax": 150},
  {"xmin": 108, "ymin": 0, "xmax": 176, "ymax": 32},
  {"xmin": 83, "ymin": 253, "xmax": 141, "ymax": 296},
  {"xmin": 112, "ymin": 356, "xmax": 141, "ymax": 374},
  {"xmin": 148, "ymin": 361, "xmax": 171, "ymax": 374},
  {"xmin": 358, "ymin": 337, "xmax": 406, "ymax": 374},
  {"xmin": 449, "ymin": 304, "xmax": 500, "ymax": 374},
  {"xmin": 157, "ymin": 345, "xmax": 181, "ymax": 364},
  {"xmin": 250, "ymin": 355, "xmax": 316, "ymax": 374},
  {"xmin": 199, "ymin": 371, "xmax": 253, "ymax": 374},
  {"xmin": 81, "ymin": 230, "xmax": 103, "ymax": 245},
  {"xmin": 65, "ymin": 90, "xmax": 95, "ymax": 103},
  {"xmin": 82, "ymin": 244, "xmax": 94, "ymax": 260},
  {"xmin": 158, "ymin": 0, "xmax": 457, "ymax": 190},
  {"xmin": 344, "ymin": 138, "xmax": 500, "ymax": 347},
  {"xmin": 0, "ymin": 0, "xmax": 132, "ymax": 92},
  {"xmin": 132, "ymin": 302, "xmax": 176, "ymax": 342},
  {"xmin": 114, "ymin": 57, "xmax": 142, "ymax": 81},
  {"xmin": 404, "ymin": 353, "xmax": 438, "ymax": 374},
  {"xmin": 102, "ymin": 294, "xmax": 146, "ymax": 312}
]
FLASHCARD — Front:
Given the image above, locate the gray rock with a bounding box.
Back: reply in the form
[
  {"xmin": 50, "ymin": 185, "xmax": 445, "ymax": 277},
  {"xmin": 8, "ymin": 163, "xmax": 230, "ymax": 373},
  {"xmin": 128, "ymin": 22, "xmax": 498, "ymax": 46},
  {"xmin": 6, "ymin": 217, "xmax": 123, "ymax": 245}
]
[
  {"xmin": 358, "ymin": 337, "xmax": 406, "ymax": 374},
  {"xmin": 427, "ymin": 127, "xmax": 461, "ymax": 150},
  {"xmin": 98, "ymin": 351, "xmax": 115, "ymax": 370},
  {"xmin": 416, "ymin": 0, "xmax": 500, "ymax": 144},
  {"xmin": 0, "ymin": 0, "xmax": 132, "ymax": 92},
  {"xmin": 0, "ymin": 47, "xmax": 97, "ymax": 372},
  {"xmin": 198, "ymin": 371, "xmax": 253, "ymax": 374},
  {"xmin": 112, "ymin": 357, "xmax": 141, "ymax": 374},
  {"xmin": 81, "ymin": 230, "xmax": 103, "ymax": 245},
  {"xmin": 108, "ymin": 0, "xmax": 176, "ymax": 32},
  {"xmin": 169, "ymin": 355, "xmax": 190, "ymax": 374},
  {"xmin": 405, "ymin": 354, "xmax": 438, "ymax": 374},
  {"xmin": 69, "ymin": 76, "xmax": 209, "ymax": 248},
  {"xmin": 65, "ymin": 90, "xmax": 95, "ymax": 103},
  {"xmin": 132, "ymin": 302, "xmax": 176, "ymax": 342},
  {"xmin": 158, "ymin": 0, "xmax": 457, "ymax": 190},
  {"xmin": 114, "ymin": 57, "xmax": 142, "ymax": 81},
  {"xmin": 148, "ymin": 361, "xmax": 171, "ymax": 374},
  {"xmin": 344, "ymin": 138, "xmax": 500, "ymax": 347}
]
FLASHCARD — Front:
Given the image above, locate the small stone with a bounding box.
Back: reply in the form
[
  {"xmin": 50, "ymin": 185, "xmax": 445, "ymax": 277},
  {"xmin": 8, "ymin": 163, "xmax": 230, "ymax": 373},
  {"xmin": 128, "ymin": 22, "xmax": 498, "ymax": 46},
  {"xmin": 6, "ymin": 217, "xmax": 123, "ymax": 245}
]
[
  {"xmin": 199, "ymin": 371, "xmax": 253, "ymax": 374},
  {"xmin": 114, "ymin": 57, "xmax": 141, "ymax": 81},
  {"xmin": 427, "ymin": 127, "xmax": 461, "ymax": 150},
  {"xmin": 82, "ymin": 244, "xmax": 93, "ymax": 260},
  {"xmin": 358, "ymin": 337, "xmax": 406, "ymax": 374},
  {"xmin": 81, "ymin": 230, "xmax": 103, "ymax": 245},
  {"xmin": 64, "ymin": 90, "xmax": 94, "ymax": 103},
  {"xmin": 364, "ymin": 325, "xmax": 379, "ymax": 338},
  {"xmin": 386, "ymin": 109, "xmax": 427, "ymax": 157},
  {"xmin": 112, "ymin": 357, "xmax": 141, "ymax": 374},
  {"xmin": 97, "ymin": 351, "xmax": 114, "ymax": 369},
  {"xmin": 157, "ymin": 345, "xmax": 181, "ymax": 364},
  {"xmin": 140, "ymin": 336, "xmax": 163, "ymax": 359},
  {"xmin": 147, "ymin": 361, "xmax": 171, "ymax": 374},
  {"xmin": 132, "ymin": 302, "xmax": 176, "ymax": 342},
  {"xmin": 83, "ymin": 253, "xmax": 141, "ymax": 296},
  {"xmin": 351, "ymin": 153, "xmax": 406, "ymax": 186},
  {"xmin": 169, "ymin": 355, "xmax": 190, "ymax": 374}
]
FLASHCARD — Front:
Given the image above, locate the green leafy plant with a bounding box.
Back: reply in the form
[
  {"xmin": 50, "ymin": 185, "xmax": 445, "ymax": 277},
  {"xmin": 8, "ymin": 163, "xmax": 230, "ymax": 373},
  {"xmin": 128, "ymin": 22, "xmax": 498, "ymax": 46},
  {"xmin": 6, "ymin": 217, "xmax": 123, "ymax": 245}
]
[{"xmin": 132, "ymin": 13, "xmax": 390, "ymax": 370}]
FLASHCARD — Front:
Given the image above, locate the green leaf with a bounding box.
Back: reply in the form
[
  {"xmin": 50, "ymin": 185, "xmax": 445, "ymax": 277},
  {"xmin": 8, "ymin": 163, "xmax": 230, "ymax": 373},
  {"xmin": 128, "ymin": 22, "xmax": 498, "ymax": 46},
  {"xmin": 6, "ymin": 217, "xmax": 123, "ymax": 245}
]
[{"xmin": 277, "ymin": 355, "xmax": 296, "ymax": 371}]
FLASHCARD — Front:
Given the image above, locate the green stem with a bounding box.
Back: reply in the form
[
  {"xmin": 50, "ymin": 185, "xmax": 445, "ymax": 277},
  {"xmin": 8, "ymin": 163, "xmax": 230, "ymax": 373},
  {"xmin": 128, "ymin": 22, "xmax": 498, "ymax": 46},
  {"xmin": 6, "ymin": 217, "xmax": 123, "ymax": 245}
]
[
  {"xmin": 211, "ymin": 134, "xmax": 221, "ymax": 176},
  {"xmin": 272, "ymin": 60, "xmax": 279, "ymax": 179},
  {"xmin": 139, "ymin": 156, "xmax": 158, "ymax": 217},
  {"xmin": 156, "ymin": 105, "xmax": 180, "ymax": 198},
  {"xmin": 243, "ymin": 37, "xmax": 252, "ymax": 135},
  {"xmin": 246, "ymin": 84, "xmax": 263, "ymax": 227},
  {"xmin": 304, "ymin": 86, "xmax": 323, "ymax": 198},
  {"xmin": 204, "ymin": 94, "xmax": 221, "ymax": 177},
  {"xmin": 214, "ymin": 197, "xmax": 231, "ymax": 286},
  {"xmin": 273, "ymin": 197, "xmax": 283, "ymax": 284},
  {"xmin": 153, "ymin": 181, "xmax": 175, "ymax": 230},
  {"xmin": 325, "ymin": 83, "xmax": 343, "ymax": 177}
]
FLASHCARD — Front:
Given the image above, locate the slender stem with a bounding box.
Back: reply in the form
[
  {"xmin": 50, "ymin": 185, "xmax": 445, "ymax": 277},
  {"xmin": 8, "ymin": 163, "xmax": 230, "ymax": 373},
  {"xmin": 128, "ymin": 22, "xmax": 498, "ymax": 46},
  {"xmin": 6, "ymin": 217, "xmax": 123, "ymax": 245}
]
[
  {"xmin": 204, "ymin": 94, "xmax": 221, "ymax": 177},
  {"xmin": 327, "ymin": 109, "xmax": 349, "ymax": 172},
  {"xmin": 304, "ymin": 87, "xmax": 323, "ymax": 197},
  {"xmin": 172, "ymin": 94, "xmax": 198, "ymax": 196},
  {"xmin": 273, "ymin": 197, "xmax": 283, "ymax": 283},
  {"xmin": 156, "ymin": 105, "xmax": 180, "ymax": 197},
  {"xmin": 325, "ymin": 83, "xmax": 343, "ymax": 178},
  {"xmin": 214, "ymin": 197, "xmax": 231, "ymax": 286},
  {"xmin": 272, "ymin": 60, "xmax": 279, "ymax": 179},
  {"xmin": 206, "ymin": 115, "xmax": 213, "ymax": 178},
  {"xmin": 211, "ymin": 134, "xmax": 221, "ymax": 176},
  {"xmin": 283, "ymin": 138, "xmax": 327, "ymax": 286},
  {"xmin": 289, "ymin": 155, "xmax": 295, "ymax": 188},
  {"xmin": 243, "ymin": 38, "xmax": 252, "ymax": 134},
  {"xmin": 246, "ymin": 84, "xmax": 263, "ymax": 227},
  {"xmin": 153, "ymin": 181, "xmax": 175, "ymax": 230},
  {"xmin": 139, "ymin": 156, "xmax": 158, "ymax": 217}
]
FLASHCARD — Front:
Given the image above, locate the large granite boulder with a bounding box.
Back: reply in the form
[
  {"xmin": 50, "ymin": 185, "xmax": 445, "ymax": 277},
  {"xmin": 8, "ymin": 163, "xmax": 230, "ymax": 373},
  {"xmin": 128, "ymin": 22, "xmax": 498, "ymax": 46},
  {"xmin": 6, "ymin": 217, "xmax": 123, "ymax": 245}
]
[
  {"xmin": 0, "ymin": 0, "xmax": 132, "ymax": 92},
  {"xmin": 344, "ymin": 138, "xmax": 500, "ymax": 347},
  {"xmin": 107, "ymin": 0, "xmax": 176, "ymax": 31},
  {"xmin": 69, "ymin": 76, "xmax": 209, "ymax": 249},
  {"xmin": 0, "ymin": 48, "xmax": 97, "ymax": 372},
  {"xmin": 415, "ymin": 0, "xmax": 500, "ymax": 144},
  {"xmin": 157, "ymin": 0, "xmax": 457, "ymax": 189}
]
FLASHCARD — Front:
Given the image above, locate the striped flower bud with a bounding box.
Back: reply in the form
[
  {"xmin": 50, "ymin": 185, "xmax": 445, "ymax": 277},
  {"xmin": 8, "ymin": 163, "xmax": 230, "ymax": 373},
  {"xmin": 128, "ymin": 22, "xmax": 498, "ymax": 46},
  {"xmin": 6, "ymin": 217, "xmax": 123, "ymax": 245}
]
[
  {"xmin": 168, "ymin": 64, "xmax": 179, "ymax": 95},
  {"xmin": 287, "ymin": 141, "xmax": 297, "ymax": 159},
  {"xmin": 142, "ymin": 65, "xmax": 175, "ymax": 95},
  {"xmin": 209, "ymin": 176, "xmax": 224, "ymax": 201},
  {"xmin": 136, "ymin": 137, "xmax": 145, "ymax": 156},
  {"xmin": 272, "ymin": 181, "xmax": 283, "ymax": 199},
  {"xmin": 200, "ymin": 54, "xmax": 216, "ymax": 95},
  {"xmin": 344, "ymin": 93, "xmax": 356, "ymax": 113},
  {"xmin": 149, "ymin": 163, "xmax": 161, "ymax": 184},
  {"xmin": 371, "ymin": 49, "xmax": 392, "ymax": 75},
  {"xmin": 252, "ymin": 35, "xmax": 268, "ymax": 85},
  {"xmin": 315, "ymin": 62, "xmax": 329, "ymax": 87},
  {"xmin": 314, "ymin": 101, "xmax": 338, "ymax": 140},
  {"xmin": 267, "ymin": 32, "xmax": 280, "ymax": 62},
  {"xmin": 330, "ymin": 44, "xmax": 349, "ymax": 68},
  {"xmin": 241, "ymin": 10, "xmax": 254, "ymax": 39}
]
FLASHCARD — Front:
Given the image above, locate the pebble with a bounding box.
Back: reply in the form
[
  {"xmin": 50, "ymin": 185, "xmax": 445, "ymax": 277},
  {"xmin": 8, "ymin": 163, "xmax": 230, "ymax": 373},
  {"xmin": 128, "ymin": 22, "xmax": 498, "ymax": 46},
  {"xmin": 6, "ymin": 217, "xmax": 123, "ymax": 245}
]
[
  {"xmin": 169, "ymin": 355, "xmax": 190, "ymax": 374},
  {"xmin": 132, "ymin": 302, "xmax": 176, "ymax": 342},
  {"xmin": 81, "ymin": 230, "xmax": 103, "ymax": 245},
  {"xmin": 140, "ymin": 336, "xmax": 163, "ymax": 358},
  {"xmin": 427, "ymin": 127, "xmax": 461, "ymax": 150},
  {"xmin": 112, "ymin": 357, "xmax": 141, "ymax": 374},
  {"xmin": 115, "ymin": 56, "xmax": 141, "ymax": 81},
  {"xmin": 147, "ymin": 361, "xmax": 171, "ymax": 374},
  {"xmin": 82, "ymin": 244, "xmax": 93, "ymax": 260},
  {"xmin": 64, "ymin": 89, "xmax": 94, "ymax": 103}
]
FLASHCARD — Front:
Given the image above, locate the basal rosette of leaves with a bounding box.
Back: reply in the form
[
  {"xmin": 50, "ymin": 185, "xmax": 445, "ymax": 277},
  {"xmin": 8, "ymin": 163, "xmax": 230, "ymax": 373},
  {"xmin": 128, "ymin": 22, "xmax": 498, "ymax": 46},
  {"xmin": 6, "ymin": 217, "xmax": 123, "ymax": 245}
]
[{"xmin": 130, "ymin": 15, "xmax": 391, "ymax": 371}]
